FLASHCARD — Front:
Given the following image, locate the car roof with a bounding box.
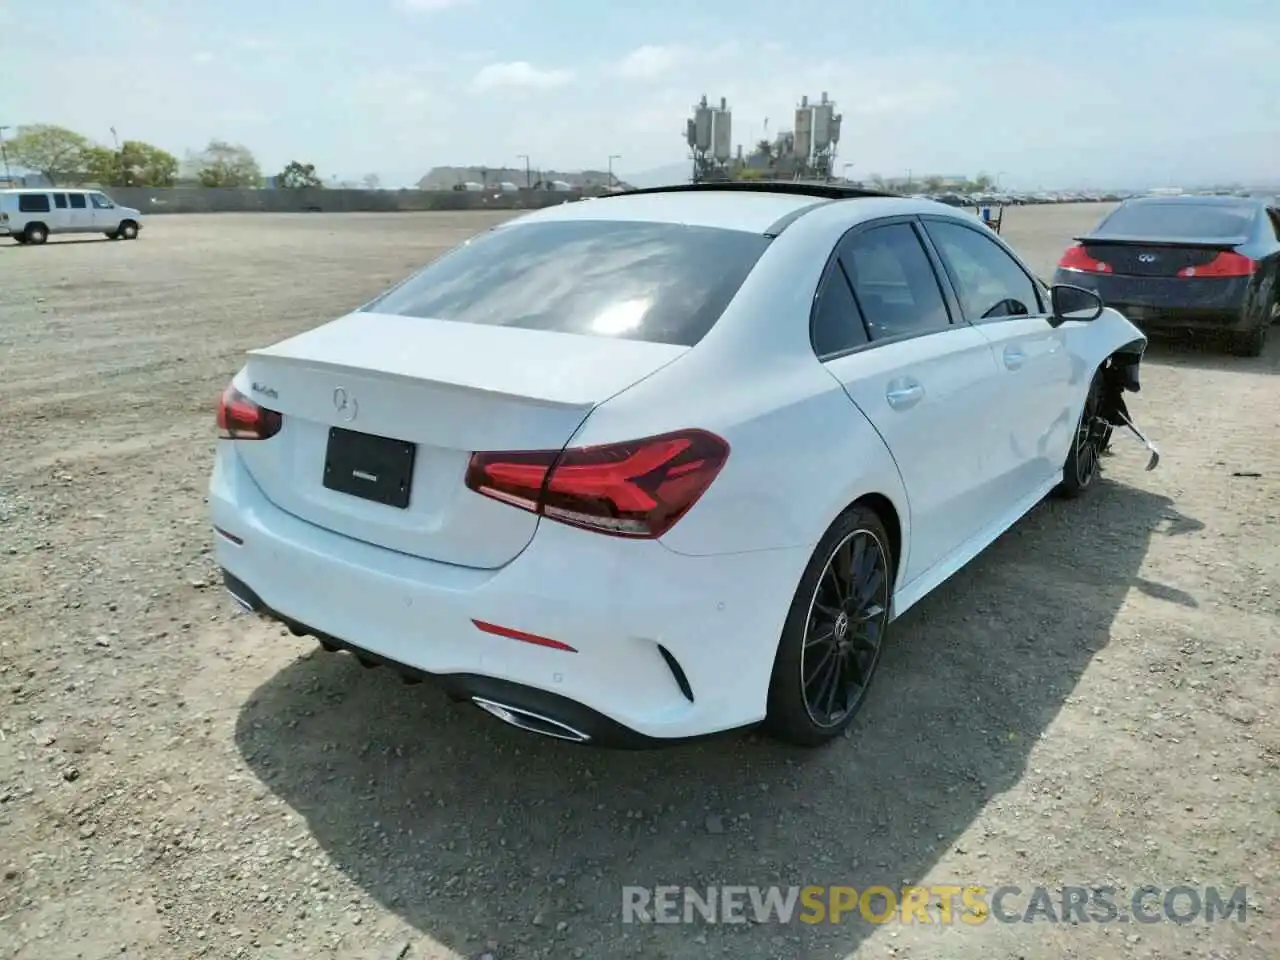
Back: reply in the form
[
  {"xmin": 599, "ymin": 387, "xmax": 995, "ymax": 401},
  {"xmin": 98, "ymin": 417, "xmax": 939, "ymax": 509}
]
[
  {"xmin": 502, "ymin": 186, "xmax": 957, "ymax": 236},
  {"xmin": 1124, "ymin": 194, "xmax": 1265, "ymax": 209}
]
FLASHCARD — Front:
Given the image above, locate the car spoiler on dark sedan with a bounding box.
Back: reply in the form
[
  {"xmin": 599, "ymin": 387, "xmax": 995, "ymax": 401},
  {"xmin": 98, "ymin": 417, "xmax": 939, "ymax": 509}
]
[{"xmin": 1074, "ymin": 233, "xmax": 1250, "ymax": 249}]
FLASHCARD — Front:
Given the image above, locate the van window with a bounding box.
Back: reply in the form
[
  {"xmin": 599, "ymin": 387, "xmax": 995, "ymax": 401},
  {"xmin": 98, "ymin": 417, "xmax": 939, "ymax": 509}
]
[
  {"xmin": 90, "ymin": 193, "xmax": 115, "ymax": 209},
  {"xmin": 18, "ymin": 194, "xmax": 52, "ymax": 214},
  {"xmin": 53, "ymin": 193, "xmax": 68, "ymax": 209},
  {"xmin": 68, "ymin": 194, "xmax": 87, "ymax": 210}
]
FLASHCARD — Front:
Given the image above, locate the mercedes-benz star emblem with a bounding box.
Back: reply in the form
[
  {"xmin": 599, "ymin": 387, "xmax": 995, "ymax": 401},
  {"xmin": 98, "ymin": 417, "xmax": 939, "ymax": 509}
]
[
  {"xmin": 833, "ymin": 611, "xmax": 850, "ymax": 641},
  {"xmin": 1138, "ymin": 253, "xmax": 1157, "ymax": 263},
  {"xmin": 332, "ymin": 386, "xmax": 358, "ymax": 422}
]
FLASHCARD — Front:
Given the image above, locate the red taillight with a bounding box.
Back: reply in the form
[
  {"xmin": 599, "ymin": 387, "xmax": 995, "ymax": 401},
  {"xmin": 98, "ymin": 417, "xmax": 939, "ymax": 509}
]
[
  {"xmin": 1057, "ymin": 244, "xmax": 1112, "ymax": 274},
  {"xmin": 465, "ymin": 429, "xmax": 730, "ymax": 539},
  {"xmin": 1177, "ymin": 251, "xmax": 1255, "ymax": 278},
  {"xmin": 216, "ymin": 384, "xmax": 282, "ymax": 440}
]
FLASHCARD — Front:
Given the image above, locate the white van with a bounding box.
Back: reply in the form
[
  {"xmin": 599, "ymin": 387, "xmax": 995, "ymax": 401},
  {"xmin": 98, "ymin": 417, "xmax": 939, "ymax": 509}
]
[{"xmin": 1, "ymin": 188, "xmax": 143, "ymax": 245}]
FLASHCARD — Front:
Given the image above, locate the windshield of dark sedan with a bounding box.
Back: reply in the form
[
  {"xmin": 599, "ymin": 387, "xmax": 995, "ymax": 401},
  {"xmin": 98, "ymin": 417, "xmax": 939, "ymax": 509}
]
[
  {"xmin": 366, "ymin": 219, "xmax": 773, "ymax": 347},
  {"xmin": 1098, "ymin": 202, "xmax": 1256, "ymax": 239}
]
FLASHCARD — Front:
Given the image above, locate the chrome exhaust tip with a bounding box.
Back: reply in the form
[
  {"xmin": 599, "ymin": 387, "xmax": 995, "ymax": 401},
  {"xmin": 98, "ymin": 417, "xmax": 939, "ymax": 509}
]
[{"xmin": 471, "ymin": 697, "xmax": 591, "ymax": 743}]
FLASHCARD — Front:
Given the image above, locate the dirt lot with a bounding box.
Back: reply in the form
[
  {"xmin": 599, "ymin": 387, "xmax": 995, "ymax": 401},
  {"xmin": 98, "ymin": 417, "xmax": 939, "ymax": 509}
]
[{"xmin": 1, "ymin": 205, "xmax": 1277, "ymax": 960}]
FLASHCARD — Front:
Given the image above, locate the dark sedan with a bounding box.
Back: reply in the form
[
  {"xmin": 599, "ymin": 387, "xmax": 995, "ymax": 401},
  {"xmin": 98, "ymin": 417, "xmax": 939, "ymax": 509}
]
[{"xmin": 1051, "ymin": 195, "xmax": 1280, "ymax": 356}]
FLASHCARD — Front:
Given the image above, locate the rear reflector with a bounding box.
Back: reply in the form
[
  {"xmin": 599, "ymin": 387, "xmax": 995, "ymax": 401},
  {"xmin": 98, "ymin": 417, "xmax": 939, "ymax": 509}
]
[
  {"xmin": 1057, "ymin": 244, "xmax": 1112, "ymax": 274},
  {"xmin": 472, "ymin": 619, "xmax": 577, "ymax": 652},
  {"xmin": 217, "ymin": 384, "xmax": 282, "ymax": 440},
  {"xmin": 465, "ymin": 428, "xmax": 730, "ymax": 539},
  {"xmin": 1177, "ymin": 250, "xmax": 1255, "ymax": 278}
]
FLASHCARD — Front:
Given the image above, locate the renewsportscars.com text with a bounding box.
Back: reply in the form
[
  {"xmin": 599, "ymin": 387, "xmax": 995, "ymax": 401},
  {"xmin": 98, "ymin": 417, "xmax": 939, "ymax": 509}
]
[{"xmin": 621, "ymin": 884, "xmax": 1249, "ymax": 925}]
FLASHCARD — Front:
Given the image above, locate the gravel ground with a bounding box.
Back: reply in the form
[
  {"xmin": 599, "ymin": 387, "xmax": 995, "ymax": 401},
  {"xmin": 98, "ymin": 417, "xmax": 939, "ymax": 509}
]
[{"xmin": 1, "ymin": 205, "xmax": 1277, "ymax": 960}]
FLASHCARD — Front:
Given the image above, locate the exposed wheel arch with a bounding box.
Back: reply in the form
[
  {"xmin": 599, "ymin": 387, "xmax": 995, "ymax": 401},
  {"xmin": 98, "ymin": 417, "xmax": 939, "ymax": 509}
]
[{"xmin": 851, "ymin": 492, "xmax": 902, "ymax": 585}]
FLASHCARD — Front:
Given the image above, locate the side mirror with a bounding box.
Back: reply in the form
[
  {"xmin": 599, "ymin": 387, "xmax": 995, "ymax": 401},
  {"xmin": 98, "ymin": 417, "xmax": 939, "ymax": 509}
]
[{"xmin": 1048, "ymin": 283, "xmax": 1104, "ymax": 326}]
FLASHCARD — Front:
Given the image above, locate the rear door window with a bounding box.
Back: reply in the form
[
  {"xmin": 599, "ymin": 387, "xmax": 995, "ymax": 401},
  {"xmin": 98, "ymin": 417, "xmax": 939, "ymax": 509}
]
[
  {"xmin": 367, "ymin": 220, "xmax": 773, "ymax": 347},
  {"xmin": 68, "ymin": 194, "xmax": 87, "ymax": 209},
  {"xmin": 838, "ymin": 223, "xmax": 951, "ymax": 341},
  {"xmin": 53, "ymin": 193, "xmax": 68, "ymax": 209},
  {"xmin": 18, "ymin": 194, "xmax": 51, "ymax": 213},
  {"xmin": 1099, "ymin": 202, "xmax": 1256, "ymax": 239}
]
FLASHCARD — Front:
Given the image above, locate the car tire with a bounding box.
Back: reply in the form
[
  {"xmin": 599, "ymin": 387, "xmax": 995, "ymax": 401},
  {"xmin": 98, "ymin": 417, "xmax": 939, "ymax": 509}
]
[
  {"xmin": 24, "ymin": 223, "xmax": 48, "ymax": 245},
  {"xmin": 764, "ymin": 504, "xmax": 895, "ymax": 747},
  {"xmin": 1231, "ymin": 322, "xmax": 1268, "ymax": 358},
  {"xmin": 118, "ymin": 220, "xmax": 139, "ymax": 240},
  {"xmin": 1054, "ymin": 369, "xmax": 1107, "ymax": 499}
]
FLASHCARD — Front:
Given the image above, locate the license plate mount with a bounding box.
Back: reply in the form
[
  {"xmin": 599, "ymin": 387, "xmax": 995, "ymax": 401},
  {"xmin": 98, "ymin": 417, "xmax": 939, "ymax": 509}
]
[{"xmin": 323, "ymin": 427, "xmax": 416, "ymax": 509}]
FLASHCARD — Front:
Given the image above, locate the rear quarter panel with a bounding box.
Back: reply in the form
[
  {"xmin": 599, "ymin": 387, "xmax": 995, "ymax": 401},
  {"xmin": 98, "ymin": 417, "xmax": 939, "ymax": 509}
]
[{"xmin": 569, "ymin": 346, "xmax": 911, "ymax": 564}]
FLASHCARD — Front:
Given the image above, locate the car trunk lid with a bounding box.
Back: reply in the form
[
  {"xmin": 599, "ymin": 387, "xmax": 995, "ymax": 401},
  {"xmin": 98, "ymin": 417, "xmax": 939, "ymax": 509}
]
[
  {"xmin": 233, "ymin": 310, "xmax": 688, "ymax": 568},
  {"xmin": 1076, "ymin": 234, "xmax": 1250, "ymax": 277}
]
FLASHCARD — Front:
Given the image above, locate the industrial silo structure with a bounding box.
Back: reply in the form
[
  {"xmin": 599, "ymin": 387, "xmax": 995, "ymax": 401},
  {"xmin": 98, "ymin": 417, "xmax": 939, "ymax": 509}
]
[
  {"xmin": 793, "ymin": 95, "xmax": 813, "ymax": 168},
  {"xmin": 794, "ymin": 92, "xmax": 842, "ymax": 180},
  {"xmin": 688, "ymin": 94, "xmax": 733, "ymax": 182}
]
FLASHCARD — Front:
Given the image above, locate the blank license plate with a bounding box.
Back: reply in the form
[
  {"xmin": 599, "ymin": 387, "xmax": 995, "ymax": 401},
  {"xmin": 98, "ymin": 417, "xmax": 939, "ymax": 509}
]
[{"xmin": 323, "ymin": 427, "xmax": 416, "ymax": 509}]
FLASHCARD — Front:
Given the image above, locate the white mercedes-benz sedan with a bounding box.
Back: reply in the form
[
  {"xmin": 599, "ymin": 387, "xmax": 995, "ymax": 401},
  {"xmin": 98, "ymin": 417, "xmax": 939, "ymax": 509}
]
[{"xmin": 209, "ymin": 182, "xmax": 1158, "ymax": 748}]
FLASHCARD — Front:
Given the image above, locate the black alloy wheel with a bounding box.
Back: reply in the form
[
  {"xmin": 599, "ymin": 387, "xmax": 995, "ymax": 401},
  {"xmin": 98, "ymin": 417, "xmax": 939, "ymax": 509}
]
[
  {"xmin": 765, "ymin": 504, "xmax": 895, "ymax": 746},
  {"xmin": 800, "ymin": 527, "xmax": 891, "ymax": 728}
]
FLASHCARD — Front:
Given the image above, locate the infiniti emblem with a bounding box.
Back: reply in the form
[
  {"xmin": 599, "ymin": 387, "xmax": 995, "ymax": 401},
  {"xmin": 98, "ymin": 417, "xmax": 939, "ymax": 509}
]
[
  {"xmin": 332, "ymin": 386, "xmax": 358, "ymax": 422},
  {"xmin": 1138, "ymin": 253, "xmax": 1157, "ymax": 263}
]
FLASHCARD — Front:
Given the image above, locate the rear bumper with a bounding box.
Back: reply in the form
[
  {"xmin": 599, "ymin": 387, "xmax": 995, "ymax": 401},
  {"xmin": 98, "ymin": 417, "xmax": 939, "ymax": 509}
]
[
  {"xmin": 209, "ymin": 444, "xmax": 809, "ymax": 746},
  {"xmin": 1052, "ymin": 269, "xmax": 1254, "ymax": 332}
]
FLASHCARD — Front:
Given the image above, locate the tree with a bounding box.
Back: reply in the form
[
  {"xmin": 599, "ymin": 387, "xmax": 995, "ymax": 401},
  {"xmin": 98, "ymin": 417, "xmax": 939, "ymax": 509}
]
[
  {"xmin": 753, "ymin": 139, "xmax": 773, "ymax": 159},
  {"xmin": 81, "ymin": 146, "xmax": 122, "ymax": 186},
  {"xmin": 277, "ymin": 160, "xmax": 323, "ymax": 189},
  {"xmin": 5, "ymin": 124, "xmax": 91, "ymax": 185},
  {"xmin": 195, "ymin": 140, "xmax": 261, "ymax": 188},
  {"xmin": 362, "ymin": 173, "xmax": 381, "ymax": 190},
  {"xmin": 119, "ymin": 140, "xmax": 178, "ymax": 187},
  {"xmin": 85, "ymin": 140, "xmax": 179, "ymax": 187},
  {"xmin": 924, "ymin": 175, "xmax": 945, "ymax": 192},
  {"xmin": 971, "ymin": 171, "xmax": 994, "ymax": 191}
]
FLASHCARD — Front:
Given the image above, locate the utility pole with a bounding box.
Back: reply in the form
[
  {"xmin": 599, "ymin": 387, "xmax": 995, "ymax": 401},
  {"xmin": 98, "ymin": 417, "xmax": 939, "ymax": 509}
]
[
  {"xmin": 608, "ymin": 154, "xmax": 621, "ymax": 189},
  {"xmin": 517, "ymin": 154, "xmax": 530, "ymax": 188},
  {"xmin": 109, "ymin": 127, "xmax": 121, "ymax": 186},
  {"xmin": 0, "ymin": 125, "xmax": 11, "ymax": 182}
]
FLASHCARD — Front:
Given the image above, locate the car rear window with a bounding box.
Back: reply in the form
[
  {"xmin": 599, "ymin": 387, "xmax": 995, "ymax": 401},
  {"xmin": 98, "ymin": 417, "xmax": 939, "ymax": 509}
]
[
  {"xmin": 366, "ymin": 219, "xmax": 773, "ymax": 346},
  {"xmin": 1098, "ymin": 202, "xmax": 1256, "ymax": 239}
]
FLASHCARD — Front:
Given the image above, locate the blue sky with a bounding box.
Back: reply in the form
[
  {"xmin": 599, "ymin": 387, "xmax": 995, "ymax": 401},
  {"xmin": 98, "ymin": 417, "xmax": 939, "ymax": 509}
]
[{"xmin": 2, "ymin": 0, "xmax": 1277, "ymax": 188}]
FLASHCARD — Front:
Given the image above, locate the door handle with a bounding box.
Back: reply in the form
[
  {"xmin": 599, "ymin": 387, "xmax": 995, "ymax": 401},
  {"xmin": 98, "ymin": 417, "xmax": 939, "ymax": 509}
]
[
  {"xmin": 886, "ymin": 382, "xmax": 924, "ymax": 410},
  {"xmin": 1003, "ymin": 347, "xmax": 1027, "ymax": 370}
]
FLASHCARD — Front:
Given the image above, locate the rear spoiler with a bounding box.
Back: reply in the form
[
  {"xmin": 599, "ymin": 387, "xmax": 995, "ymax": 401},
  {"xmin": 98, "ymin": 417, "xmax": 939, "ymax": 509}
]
[{"xmin": 1074, "ymin": 233, "xmax": 1249, "ymax": 249}]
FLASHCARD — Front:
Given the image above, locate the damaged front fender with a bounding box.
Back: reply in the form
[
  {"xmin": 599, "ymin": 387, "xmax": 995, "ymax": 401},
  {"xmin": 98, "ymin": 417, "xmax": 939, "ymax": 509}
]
[{"xmin": 1067, "ymin": 308, "xmax": 1160, "ymax": 471}]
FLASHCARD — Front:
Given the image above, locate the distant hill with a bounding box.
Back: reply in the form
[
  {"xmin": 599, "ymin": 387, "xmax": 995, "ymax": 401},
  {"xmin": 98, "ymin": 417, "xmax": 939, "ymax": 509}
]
[
  {"xmin": 416, "ymin": 166, "xmax": 632, "ymax": 190},
  {"xmin": 622, "ymin": 163, "xmax": 693, "ymax": 188}
]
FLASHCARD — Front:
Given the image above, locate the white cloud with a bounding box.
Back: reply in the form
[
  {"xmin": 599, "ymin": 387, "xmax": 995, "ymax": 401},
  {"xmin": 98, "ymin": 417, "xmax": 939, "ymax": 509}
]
[
  {"xmin": 470, "ymin": 61, "xmax": 575, "ymax": 94},
  {"xmin": 192, "ymin": 51, "xmax": 214, "ymax": 63},
  {"xmin": 614, "ymin": 45, "xmax": 682, "ymax": 80}
]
